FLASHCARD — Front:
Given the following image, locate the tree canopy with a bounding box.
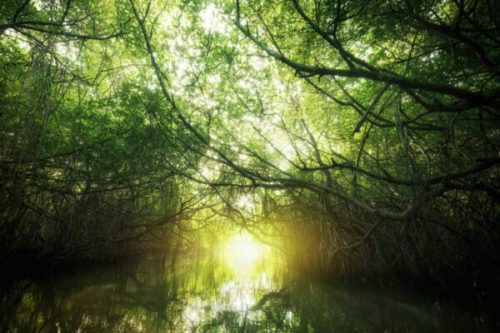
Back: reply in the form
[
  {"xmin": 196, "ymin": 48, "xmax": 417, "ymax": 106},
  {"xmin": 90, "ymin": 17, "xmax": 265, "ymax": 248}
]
[{"xmin": 1, "ymin": 0, "xmax": 499, "ymax": 284}]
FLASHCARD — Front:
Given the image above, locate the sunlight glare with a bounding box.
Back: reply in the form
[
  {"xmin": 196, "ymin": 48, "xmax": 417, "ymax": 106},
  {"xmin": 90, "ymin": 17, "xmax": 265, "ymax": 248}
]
[
  {"xmin": 235, "ymin": 194, "xmax": 254, "ymax": 211},
  {"xmin": 224, "ymin": 232, "xmax": 268, "ymax": 278},
  {"xmin": 199, "ymin": 4, "xmax": 228, "ymax": 34}
]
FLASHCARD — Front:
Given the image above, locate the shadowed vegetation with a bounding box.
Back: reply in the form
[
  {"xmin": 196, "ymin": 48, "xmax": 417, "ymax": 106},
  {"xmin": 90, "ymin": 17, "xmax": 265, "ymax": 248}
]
[{"xmin": 1, "ymin": 0, "xmax": 499, "ymax": 311}]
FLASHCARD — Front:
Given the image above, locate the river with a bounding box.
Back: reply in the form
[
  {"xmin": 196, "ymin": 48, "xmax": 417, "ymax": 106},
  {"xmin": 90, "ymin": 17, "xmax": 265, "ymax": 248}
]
[{"xmin": 0, "ymin": 231, "xmax": 496, "ymax": 332}]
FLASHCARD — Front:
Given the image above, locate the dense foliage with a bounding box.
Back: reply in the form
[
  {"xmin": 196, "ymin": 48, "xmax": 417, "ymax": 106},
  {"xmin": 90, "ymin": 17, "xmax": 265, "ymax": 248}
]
[{"xmin": 1, "ymin": 0, "xmax": 499, "ymax": 288}]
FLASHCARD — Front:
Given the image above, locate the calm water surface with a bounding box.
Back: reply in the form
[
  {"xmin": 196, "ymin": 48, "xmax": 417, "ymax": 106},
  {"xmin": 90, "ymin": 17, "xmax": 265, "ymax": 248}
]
[{"xmin": 0, "ymin": 233, "xmax": 496, "ymax": 332}]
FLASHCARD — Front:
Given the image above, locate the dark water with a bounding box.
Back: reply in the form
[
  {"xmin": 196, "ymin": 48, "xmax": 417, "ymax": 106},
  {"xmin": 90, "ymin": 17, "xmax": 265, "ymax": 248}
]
[{"xmin": 0, "ymin": 236, "xmax": 497, "ymax": 332}]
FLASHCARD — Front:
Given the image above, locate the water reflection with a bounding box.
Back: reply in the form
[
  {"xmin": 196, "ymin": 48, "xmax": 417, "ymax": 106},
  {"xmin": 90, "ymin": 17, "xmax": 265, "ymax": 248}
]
[
  {"xmin": 0, "ymin": 232, "xmax": 496, "ymax": 332},
  {"xmin": 182, "ymin": 232, "xmax": 280, "ymax": 331}
]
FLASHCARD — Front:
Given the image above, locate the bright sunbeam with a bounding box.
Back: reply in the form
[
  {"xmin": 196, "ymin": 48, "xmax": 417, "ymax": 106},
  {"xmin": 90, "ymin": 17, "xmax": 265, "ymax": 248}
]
[{"xmin": 224, "ymin": 232, "xmax": 268, "ymax": 278}]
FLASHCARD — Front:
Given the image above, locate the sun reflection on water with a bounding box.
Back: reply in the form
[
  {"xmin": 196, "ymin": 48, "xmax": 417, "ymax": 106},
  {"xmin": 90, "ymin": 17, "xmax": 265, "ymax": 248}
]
[{"xmin": 182, "ymin": 231, "xmax": 280, "ymax": 330}]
